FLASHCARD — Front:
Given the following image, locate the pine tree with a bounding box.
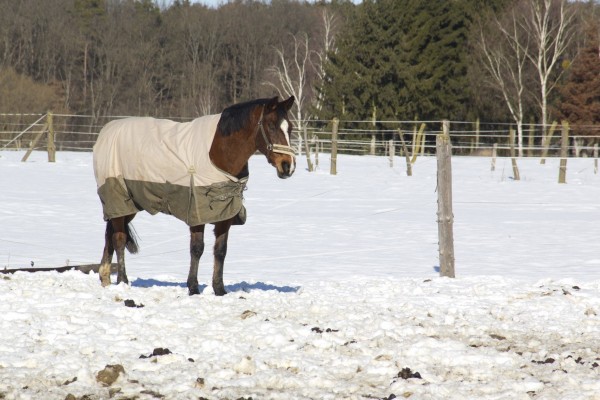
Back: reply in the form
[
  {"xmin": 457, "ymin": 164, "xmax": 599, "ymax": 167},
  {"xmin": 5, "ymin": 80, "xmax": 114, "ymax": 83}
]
[
  {"xmin": 556, "ymin": 27, "xmax": 600, "ymax": 137},
  {"xmin": 317, "ymin": 0, "xmax": 477, "ymax": 122},
  {"xmin": 399, "ymin": 0, "xmax": 473, "ymax": 120},
  {"xmin": 318, "ymin": 0, "xmax": 392, "ymax": 121}
]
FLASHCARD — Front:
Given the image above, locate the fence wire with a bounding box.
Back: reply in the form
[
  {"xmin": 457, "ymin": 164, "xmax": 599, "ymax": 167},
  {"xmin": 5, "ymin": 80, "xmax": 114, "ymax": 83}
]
[{"xmin": 1, "ymin": 113, "xmax": 599, "ymax": 157}]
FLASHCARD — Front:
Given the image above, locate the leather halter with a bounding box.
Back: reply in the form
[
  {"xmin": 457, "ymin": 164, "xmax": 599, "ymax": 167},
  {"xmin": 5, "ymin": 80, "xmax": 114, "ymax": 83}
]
[{"xmin": 256, "ymin": 107, "xmax": 296, "ymax": 157}]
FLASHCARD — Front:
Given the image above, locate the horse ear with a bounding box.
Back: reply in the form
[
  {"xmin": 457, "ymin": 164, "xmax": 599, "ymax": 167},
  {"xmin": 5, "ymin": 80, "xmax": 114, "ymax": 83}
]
[
  {"xmin": 266, "ymin": 96, "xmax": 279, "ymax": 112},
  {"xmin": 281, "ymin": 96, "xmax": 295, "ymax": 112}
]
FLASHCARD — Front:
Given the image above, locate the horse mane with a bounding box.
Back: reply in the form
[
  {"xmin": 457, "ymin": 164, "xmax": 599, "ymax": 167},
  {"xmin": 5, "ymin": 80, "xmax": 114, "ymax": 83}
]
[{"xmin": 217, "ymin": 98, "xmax": 273, "ymax": 136}]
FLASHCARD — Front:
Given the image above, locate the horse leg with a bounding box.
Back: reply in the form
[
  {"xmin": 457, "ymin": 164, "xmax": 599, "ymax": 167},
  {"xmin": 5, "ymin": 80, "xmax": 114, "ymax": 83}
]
[
  {"xmin": 187, "ymin": 224, "xmax": 205, "ymax": 296},
  {"xmin": 212, "ymin": 219, "xmax": 233, "ymax": 296},
  {"xmin": 99, "ymin": 220, "xmax": 115, "ymax": 287},
  {"xmin": 108, "ymin": 214, "xmax": 136, "ymax": 285}
]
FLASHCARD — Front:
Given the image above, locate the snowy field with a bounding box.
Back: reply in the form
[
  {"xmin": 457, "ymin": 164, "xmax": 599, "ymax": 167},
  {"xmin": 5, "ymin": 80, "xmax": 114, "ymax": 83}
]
[{"xmin": 1, "ymin": 150, "xmax": 599, "ymax": 399}]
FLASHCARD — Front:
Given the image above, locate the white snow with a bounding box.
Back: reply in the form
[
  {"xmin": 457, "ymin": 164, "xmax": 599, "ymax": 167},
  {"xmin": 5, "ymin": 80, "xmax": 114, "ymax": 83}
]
[{"xmin": 1, "ymin": 150, "xmax": 599, "ymax": 400}]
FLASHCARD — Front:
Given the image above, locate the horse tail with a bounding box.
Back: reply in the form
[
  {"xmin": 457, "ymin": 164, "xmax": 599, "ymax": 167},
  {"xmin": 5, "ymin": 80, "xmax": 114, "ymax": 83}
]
[
  {"xmin": 105, "ymin": 219, "xmax": 139, "ymax": 254},
  {"xmin": 125, "ymin": 222, "xmax": 139, "ymax": 254}
]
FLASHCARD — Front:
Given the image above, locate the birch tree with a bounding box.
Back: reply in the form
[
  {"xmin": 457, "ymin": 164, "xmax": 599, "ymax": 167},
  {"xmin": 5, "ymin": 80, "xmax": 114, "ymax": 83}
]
[
  {"xmin": 265, "ymin": 9, "xmax": 338, "ymax": 125},
  {"xmin": 477, "ymin": 0, "xmax": 575, "ymax": 155},
  {"xmin": 265, "ymin": 32, "xmax": 310, "ymax": 125},
  {"xmin": 478, "ymin": 9, "xmax": 530, "ymax": 156},
  {"xmin": 313, "ymin": 9, "xmax": 338, "ymax": 113},
  {"xmin": 522, "ymin": 0, "xmax": 576, "ymax": 135}
]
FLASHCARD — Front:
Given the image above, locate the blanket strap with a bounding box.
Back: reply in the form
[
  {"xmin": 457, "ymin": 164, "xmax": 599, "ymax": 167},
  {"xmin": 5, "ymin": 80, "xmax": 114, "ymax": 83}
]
[
  {"xmin": 186, "ymin": 165, "xmax": 196, "ymax": 224},
  {"xmin": 186, "ymin": 165, "xmax": 248, "ymax": 224}
]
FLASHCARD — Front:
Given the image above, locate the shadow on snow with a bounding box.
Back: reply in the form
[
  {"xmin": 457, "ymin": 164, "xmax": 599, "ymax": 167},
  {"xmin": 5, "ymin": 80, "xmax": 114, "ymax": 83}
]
[{"xmin": 131, "ymin": 278, "xmax": 299, "ymax": 294}]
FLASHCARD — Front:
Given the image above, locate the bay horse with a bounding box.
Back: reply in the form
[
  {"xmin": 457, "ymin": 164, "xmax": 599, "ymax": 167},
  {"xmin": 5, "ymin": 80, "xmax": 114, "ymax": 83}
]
[{"xmin": 93, "ymin": 96, "xmax": 295, "ymax": 295}]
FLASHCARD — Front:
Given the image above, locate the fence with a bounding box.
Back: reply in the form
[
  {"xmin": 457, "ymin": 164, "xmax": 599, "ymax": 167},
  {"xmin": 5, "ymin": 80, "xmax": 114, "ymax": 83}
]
[
  {"xmin": 301, "ymin": 119, "xmax": 600, "ymax": 159},
  {"xmin": 1, "ymin": 112, "xmax": 600, "ymax": 161},
  {"xmin": 0, "ymin": 113, "xmax": 194, "ymax": 154}
]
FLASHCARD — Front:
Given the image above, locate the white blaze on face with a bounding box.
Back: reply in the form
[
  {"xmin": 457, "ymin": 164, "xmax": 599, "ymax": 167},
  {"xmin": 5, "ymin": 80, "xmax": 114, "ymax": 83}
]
[
  {"xmin": 280, "ymin": 119, "xmax": 291, "ymax": 146},
  {"xmin": 279, "ymin": 118, "xmax": 295, "ymax": 174}
]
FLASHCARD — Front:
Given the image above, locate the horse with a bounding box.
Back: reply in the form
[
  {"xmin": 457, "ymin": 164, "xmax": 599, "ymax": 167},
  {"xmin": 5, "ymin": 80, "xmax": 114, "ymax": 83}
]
[{"xmin": 92, "ymin": 96, "xmax": 296, "ymax": 296}]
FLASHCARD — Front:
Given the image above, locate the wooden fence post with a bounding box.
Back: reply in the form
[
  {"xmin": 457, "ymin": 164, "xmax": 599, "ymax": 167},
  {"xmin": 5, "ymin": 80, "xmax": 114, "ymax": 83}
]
[
  {"xmin": 509, "ymin": 128, "xmax": 521, "ymax": 180},
  {"xmin": 370, "ymin": 135, "xmax": 376, "ymax": 155},
  {"xmin": 436, "ymin": 120, "xmax": 455, "ymax": 278},
  {"xmin": 297, "ymin": 129, "xmax": 303, "ymax": 156},
  {"xmin": 558, "ymin": 120, "xmax": 569, "ymax": 184},
  {"xmin": 411, "ymin": 123, "xmax": 419, "ymax": 159},
  {"xmin": 47, "ymin": 111, "xmax": 56, "ymax": 162},
  {"xmin": 573, "ymin": 136, "xmax": 581, "ymax": 157},
  {"xmin": 3, "ymin": 114, "xmax": 45, "ymax": 152},
  {"xmin": 388, "ymin": 139, "xmax": 395, "ymax": 167},
  {"xmin": 540, "ymin": 121, "xmax": 558, "ymax": 164},
  {"xmin": 302, "ymin": 125, "xmax": 313, "ymax": 172},
  {"xmin": 330, "ymin": 118, "xmax": 339, "ymax": 175},
  {"xmin": 21, "ymin": 126, "xmax": 47, "ymax": 162},
  {"xmin": 411, "ymin": 123, "xmax": 426, "ymax": 164},
  {"xmin": 474, "ymin": 118, "xmax": 480, "ymax": 152},
  {"xmin": 313, "ymin": 135, "xmax": 320, "ymax": 169},
  {"xmin": 397, "ymin": 129, "xmax": 412, "ymax": 176},
  {"xmin": 491, "ymin": 143, "xmax": 498, "ymax": 172},
  {"xmin": 528, "ymin": 120, "xmax": 535, "ymax": 158},
  {"xmin": 594, "ymin": 144, "xmax": 598, "ymax": 174}
]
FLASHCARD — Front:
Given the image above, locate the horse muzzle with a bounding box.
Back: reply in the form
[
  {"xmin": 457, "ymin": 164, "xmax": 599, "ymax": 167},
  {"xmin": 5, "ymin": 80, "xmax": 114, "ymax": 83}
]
[{"xmin": 276, "ymin": 158, "xmax": 296, "ymax": 179}]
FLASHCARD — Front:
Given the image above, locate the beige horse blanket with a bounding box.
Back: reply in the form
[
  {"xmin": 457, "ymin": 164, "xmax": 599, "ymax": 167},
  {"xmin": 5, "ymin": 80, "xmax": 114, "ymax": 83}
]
[{"xmin": 93, "ymin": 115, "xmax": 246, "ymax": 226}]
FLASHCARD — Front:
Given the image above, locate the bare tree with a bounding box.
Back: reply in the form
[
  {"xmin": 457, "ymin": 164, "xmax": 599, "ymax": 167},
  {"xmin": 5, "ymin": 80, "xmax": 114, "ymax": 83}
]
[
  {"xmin": 265, "ymin": 32, "xmax": 311, "ymax": 125},
  {"xmin": 0, "ymin": 0, "xmax": 338, "ymax": 119},
  {"xmin": 522, "ymin": 0, "xmax": 576, "ymax": 134},
  {"xmin": 477, "ymin": 0, "xmax": 576, "ymax": 154},
  {"xmin": 177, "ymin": 6, "xmax": 223, "ymax": 116},
  {"xmin": 313, "ymin": 9, "xmax": 338, "ymax": 113},
  {"xmin": 478, "ymin": 8, "xmax": 530, "ymax": 156},
  {"xmin": 265, "ymin": 9, "xmax": 339, "ymax": 124}
]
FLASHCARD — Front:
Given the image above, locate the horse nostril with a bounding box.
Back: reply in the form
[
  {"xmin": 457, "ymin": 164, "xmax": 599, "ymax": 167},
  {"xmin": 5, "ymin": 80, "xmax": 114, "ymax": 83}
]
[{"xmin": 282, "ymin": 161, "xmax": 290, "ymax": 175}]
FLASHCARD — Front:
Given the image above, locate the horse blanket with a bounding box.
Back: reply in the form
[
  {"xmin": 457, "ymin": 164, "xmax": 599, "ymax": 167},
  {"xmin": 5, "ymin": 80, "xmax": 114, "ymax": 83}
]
[{"xmin": 93, "ymin": 114, "xmax": 246, "ymax": 226}]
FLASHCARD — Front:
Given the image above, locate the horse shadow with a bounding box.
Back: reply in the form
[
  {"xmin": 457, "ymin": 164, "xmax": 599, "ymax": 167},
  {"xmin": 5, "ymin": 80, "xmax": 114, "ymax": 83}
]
[{"xmin": 131, "ymin": 278, "xmax": 299, "ymax": 294}]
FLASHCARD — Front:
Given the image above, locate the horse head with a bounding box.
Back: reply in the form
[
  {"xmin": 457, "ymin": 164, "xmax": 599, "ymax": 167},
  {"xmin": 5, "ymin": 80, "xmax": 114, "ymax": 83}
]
[{"xmin": 256, "ymin": 96, "xmax": 296, "ymax": 179}]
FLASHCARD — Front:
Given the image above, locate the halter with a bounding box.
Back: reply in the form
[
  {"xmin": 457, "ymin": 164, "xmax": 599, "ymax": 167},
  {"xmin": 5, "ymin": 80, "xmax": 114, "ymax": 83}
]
[{"xmin": 257, "ymin": 107, "xmax": 296, "ymax": 158}]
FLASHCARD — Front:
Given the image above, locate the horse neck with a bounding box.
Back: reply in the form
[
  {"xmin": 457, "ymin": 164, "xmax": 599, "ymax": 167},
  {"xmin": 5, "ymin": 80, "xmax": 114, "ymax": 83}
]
[{"xmin": 209, "ymin": 128, "xmax": 257, "ymax": 179}]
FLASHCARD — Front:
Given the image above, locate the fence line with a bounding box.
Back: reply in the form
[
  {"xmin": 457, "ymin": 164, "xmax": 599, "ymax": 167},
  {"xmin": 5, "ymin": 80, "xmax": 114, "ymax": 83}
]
[{"xmin": 1, "ymin": 113, "xmax": 599, "ymax": 158}]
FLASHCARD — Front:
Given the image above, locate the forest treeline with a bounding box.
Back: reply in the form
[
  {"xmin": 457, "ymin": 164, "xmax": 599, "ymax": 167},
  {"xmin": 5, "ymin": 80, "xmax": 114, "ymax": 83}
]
[{"xmin": 0, "ymin": 0, "xmax": 598, "ymax": 138}]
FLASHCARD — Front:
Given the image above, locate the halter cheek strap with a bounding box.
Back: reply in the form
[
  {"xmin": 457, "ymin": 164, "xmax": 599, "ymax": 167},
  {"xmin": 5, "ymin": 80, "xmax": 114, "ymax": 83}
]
[{"xmin": 257, "ymin": 108, "xmax": 296, "ymax": 157}]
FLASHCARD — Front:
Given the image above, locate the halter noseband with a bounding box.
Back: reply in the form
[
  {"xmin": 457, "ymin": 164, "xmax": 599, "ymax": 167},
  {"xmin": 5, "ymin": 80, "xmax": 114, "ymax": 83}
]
[{"xmin": 257, "ymin": 107, "xmax": 296, "ymax": 158}]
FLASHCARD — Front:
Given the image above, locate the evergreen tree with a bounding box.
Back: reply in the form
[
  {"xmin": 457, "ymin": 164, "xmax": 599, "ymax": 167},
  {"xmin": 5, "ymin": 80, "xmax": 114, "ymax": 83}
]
[
  {"xmin": 556, "ymin": 26, "xmax": 600, "ymax": 138},
  {"xmin": 400, "ymin": 0, "xmax": 473, "ymax": 120},
  {"xmin": 317, "ymin": 0, "xmax": 406, "ymax": 121},
  {"xmin": 318, "ymin": 0, "xmax": 476, "ymax": 122}
]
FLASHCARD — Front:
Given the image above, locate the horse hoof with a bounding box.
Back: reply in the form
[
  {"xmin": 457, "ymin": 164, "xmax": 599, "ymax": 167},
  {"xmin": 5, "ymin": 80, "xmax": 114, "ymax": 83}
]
[
  {"xmin": 214, "ymin": 288, "xmax": 227, "ymax": 296},
  {"xmin": 100, "ymin": 276, "xmax": 111, "ymax": 287},
  {"xmin": 188, "ymin": 287, "xmax": 200, "ymax": 296}
]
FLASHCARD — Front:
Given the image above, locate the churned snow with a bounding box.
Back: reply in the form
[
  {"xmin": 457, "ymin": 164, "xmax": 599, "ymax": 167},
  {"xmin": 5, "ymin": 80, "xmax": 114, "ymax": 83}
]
[{"xmin": 1, "ymin": 150, "xmax": 599, "ymax": 400}]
